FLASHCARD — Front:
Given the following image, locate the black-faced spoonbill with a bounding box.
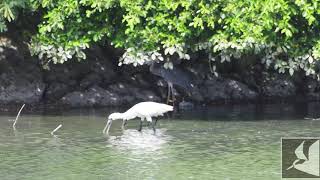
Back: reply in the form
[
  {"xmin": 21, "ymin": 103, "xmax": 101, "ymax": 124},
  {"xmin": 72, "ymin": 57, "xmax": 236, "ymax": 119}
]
[{"xmin": 103, "ymin": 102, "xmax": 173, "ymax": 134}]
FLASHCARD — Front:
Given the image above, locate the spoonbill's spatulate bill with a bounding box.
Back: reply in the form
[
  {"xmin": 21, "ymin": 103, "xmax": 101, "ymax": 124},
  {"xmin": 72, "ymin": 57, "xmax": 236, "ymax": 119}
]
[{"xmin": 103, "ymin": 102, "xmax": 173, "ymax": 134}]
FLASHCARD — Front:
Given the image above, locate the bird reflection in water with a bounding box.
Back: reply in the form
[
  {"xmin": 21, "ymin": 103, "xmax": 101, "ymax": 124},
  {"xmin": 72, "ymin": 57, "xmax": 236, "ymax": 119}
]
[{"xmin": 107, "ymin": 129, "xmax": 171, "ymax": 154}]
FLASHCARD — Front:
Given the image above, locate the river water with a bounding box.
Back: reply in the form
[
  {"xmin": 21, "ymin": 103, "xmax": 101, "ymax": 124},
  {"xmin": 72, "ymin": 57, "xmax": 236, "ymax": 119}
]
[{"xmin": 1, "ymin": 103, "xmax": 320, "ymax": 180}]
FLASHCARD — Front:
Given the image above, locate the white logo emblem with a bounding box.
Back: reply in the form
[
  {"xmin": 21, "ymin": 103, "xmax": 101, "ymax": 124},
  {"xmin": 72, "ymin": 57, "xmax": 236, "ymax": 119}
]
[{"xmin": 287, "ymin": 140, "xmax": 320, "ymax": 176}]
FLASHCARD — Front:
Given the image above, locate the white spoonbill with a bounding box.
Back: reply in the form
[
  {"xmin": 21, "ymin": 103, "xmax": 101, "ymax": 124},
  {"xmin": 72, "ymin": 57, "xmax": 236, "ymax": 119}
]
[{"xmin": 103, "ymin": 102, "xmax": 173, "ymax": 134}]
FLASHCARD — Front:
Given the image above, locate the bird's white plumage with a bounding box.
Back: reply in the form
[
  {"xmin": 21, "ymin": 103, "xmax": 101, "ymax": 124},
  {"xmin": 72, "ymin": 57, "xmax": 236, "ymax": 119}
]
[
  {"xmin": 103, "ymin": 101, "xmax": 173, "ymax": 134},
  {"xmin": 122, "ymin": 102, "xmax": 173, "ymax": 121}
]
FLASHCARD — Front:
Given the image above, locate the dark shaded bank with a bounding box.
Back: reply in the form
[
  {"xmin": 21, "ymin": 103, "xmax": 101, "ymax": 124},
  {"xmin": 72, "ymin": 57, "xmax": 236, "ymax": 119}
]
[{"xmin": 1, "ymin": 35, "xmax": 320, "ymax": 111}]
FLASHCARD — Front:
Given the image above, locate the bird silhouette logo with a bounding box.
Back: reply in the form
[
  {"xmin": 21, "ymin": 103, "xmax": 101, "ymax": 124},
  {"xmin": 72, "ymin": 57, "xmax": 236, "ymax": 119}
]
[{"xmin": 284, "ymin": 139, "xmax": 320, "ymax": 177}]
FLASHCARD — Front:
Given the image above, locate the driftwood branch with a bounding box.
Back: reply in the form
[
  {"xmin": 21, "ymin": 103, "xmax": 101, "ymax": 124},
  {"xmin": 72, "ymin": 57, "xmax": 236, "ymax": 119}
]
[
  {"xmin": 304, "ymin": 117, "xmax": 320, "ymax": 121},
  {"xmin": 51, "ymin": 124, "xmax": 62, "ymax": 135},
  {"xmin": 13, "ymin": 104, "xmax": 25, "ymax": 128}
]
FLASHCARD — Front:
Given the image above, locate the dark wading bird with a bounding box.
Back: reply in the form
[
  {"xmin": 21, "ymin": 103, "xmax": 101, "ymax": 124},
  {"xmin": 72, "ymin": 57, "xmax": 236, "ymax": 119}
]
[
  {"xmin": 149, "ymin": 62, "xmax": 197, "ymax": 105},
  {"xmin": 103, "ymin": 101, "xmax": 173, "ymax": 134}
]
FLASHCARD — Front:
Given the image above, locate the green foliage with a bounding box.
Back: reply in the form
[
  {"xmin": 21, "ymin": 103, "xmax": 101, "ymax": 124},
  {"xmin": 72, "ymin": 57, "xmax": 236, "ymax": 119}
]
[
  {"xmin": 0, "ymin": 0, "xmax": 30, "ymax": 32},
  {"xmin": 3, "ymin": 0, "xmax": 320, "ymax": 78}
]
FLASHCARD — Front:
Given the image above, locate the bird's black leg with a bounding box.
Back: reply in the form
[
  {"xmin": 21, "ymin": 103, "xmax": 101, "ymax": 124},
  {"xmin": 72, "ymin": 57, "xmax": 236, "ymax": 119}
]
[
  {"xmin": 167, "ymin": 82, "xmax": 175, "ymax": 106},
  {"xmin": 167, "ymin": 82, "xmax": 171, "ymax": 104},
  {"xmin": 154, "ymin": 118, "xmax": 158, "ymax": 126},
  {"xmin": 170, "ymin": 84, "xmax": 176, "ymax": 106},
  {"xmin": 121, "ymin": 120, "xmax": 127, "ymax": 130},
  {"xmin": 138, "ymin": 120, "xmax": 143, "ymax": 132},
  {"xmin": 124, "ymin": 120, "xmax": 127, "ymax": 127},
  {"xmin": 152, "ymin": 119, "xmax": 157, "ymax": 133},
  {"xmin": 172, "ymin": 92, "xmax": 175, "ymax": 107}
]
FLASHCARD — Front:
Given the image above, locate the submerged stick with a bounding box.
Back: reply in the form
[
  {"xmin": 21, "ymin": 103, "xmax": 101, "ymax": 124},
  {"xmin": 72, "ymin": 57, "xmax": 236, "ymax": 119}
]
[
  {"xmin": 51, "ymin": 124, "xmax": 62, "ymax": 135},
  {"xmin": 13, "ymin": 104, "xmax": 25, "ymax": 128},
  {"xmin": 304, "ymin": 117, "xmax": 320, "ymax": 121}
]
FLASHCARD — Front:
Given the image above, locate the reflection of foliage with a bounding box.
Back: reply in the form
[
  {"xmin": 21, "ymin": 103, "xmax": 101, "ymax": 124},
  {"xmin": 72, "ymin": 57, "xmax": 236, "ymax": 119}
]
[{"xmin": 3, "ymin": 0, "xmax": 320, "ymax": 77}]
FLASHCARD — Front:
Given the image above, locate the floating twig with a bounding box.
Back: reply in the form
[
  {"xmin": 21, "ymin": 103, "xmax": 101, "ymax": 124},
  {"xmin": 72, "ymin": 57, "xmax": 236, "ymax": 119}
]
[
  {"xmin": 304, "ymin": 117, "xmax": 320, "ymax": 121},
  {"xmin": 13, "ymin": 104, "xmax": 25, "ymax": 129},
  {"xmin": 51, "ymin": 124, "xmax": 62, "ymax": 136}
]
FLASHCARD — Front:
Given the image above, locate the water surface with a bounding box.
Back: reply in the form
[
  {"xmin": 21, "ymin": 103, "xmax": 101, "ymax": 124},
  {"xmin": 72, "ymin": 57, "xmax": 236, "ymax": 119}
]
[{"xmin": 1, "ymin": 103, "xmax": 320, "ymax": 180}]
